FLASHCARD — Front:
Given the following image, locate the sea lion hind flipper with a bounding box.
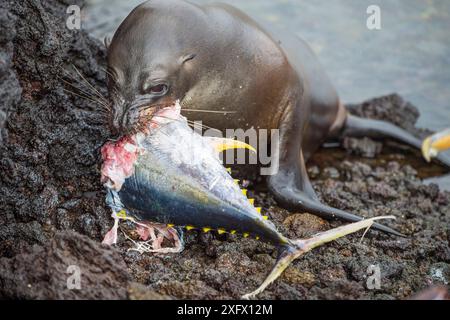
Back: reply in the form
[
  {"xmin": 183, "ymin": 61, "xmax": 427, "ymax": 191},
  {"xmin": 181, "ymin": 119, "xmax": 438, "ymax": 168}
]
[
  {"xmin": 342, "ymin": 114, "xmax": 450, "ymax": 168},
  {"xmin": 268, "ymin": 144, "xmax": 404, "ymax": 237},
  {"xmin": 421, "ymin": 128, "xmax": 450, "ymax": 164}
]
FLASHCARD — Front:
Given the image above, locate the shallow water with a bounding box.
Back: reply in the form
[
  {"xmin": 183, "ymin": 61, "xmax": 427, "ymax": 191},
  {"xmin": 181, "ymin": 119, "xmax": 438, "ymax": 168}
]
[{"xmin": 85, "ymin": 0, "xmax": 450, "ymax": 130}]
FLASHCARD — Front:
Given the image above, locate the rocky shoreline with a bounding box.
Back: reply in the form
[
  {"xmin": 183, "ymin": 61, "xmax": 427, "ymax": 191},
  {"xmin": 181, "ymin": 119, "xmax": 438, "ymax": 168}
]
[{"xmin": 0, "ymin": 0, "xmax": 448, "ymax": 299}]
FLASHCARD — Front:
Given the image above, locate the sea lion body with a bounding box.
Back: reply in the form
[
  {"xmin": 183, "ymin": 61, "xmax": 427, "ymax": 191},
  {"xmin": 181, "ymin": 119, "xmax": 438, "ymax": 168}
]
[
  {"xmin": 106, "ymin": 0, "xmax": 450, "ymax": 235},
  {"xmin": 107, "ymin": 0, "xmax": 341, "ymax": 150},
  {"xmin": 182, "ymin": 3, "xmax": 344, "ymax": 161}
]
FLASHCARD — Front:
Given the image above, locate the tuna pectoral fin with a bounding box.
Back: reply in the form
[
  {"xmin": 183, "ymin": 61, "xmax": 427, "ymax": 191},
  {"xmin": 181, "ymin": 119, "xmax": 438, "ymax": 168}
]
[
  {"xmin": 205, "ymin": 137, "xmax": 256, "ymax": 154},
  {"xmin": 242, "ymin": 216, "xmax": 396, "ymax": 300}
]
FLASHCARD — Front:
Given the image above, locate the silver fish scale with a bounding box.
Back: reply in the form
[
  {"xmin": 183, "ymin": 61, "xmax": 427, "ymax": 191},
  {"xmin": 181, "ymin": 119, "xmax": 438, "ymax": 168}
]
[{"xmin": 138, "ymin": 117, "xmax": 262, "ymax": 220}]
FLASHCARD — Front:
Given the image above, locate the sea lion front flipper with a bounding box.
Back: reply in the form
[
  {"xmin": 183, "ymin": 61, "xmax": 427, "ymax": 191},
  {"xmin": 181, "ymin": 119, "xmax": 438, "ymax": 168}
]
[
  {"xmin": 275, "ymin": 187, "xmax": 404, "ymax": 237},
  {"xmin": 268, "ymin": 148, "xmax": 404, "ymax": 237}
]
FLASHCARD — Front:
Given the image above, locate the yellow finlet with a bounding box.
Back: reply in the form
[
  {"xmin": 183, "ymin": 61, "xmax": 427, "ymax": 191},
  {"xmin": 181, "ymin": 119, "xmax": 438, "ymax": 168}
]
[
  {"xmin": 217, "ymin": 228, "xmax": 226, "ymax": 235},
  {"xmin": 167, "ymin": 223, "xmax": 175, "ymax": 228},
  {"xmin": 241, "ymin": 189, "xmax": 248, "ymax": 196},
  {"xmin": 255, "ymin": 207, "xmax": 262, "ymax": 214},
  {"xmin": 230, "ymin": 230, "xmax": 237, "ymax": 235},
  {"xmin": 262, "ymin": 216, "xmax": 269, "ymax": 220},
  {"xmin": 117, "ymin": 210, "xmax": 127, "ymax": 218},
  {"xmin": 203, "ymin": 227, "xmax": 212, "ymax": 233},
  {"xmin": 185, "ymin": 225, "xmax": 195, "ymax": 231},
  {"xmin": 243, "ymin": 232, "xmax": 250, "ymax": 238},
  {"xmin": 226, "ymin": 168, "xmax": 232, "ymax": 173},
  {"xmin": 249, "ymin": 198, "xmax": 255, "ymax": 205},
  {"xmin": 234, "ymin": 179, "xmax": 240, "ymax": 185},
  {"xmin": 255, "ymin": 236, "xmax": 260, "ymax": 240}
]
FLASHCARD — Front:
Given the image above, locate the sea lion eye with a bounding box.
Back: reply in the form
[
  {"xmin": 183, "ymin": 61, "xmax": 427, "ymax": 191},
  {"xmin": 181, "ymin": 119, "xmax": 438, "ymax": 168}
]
[
  {"xmin": 181, "ymin": 53, "xmax": 196, "ymax": 64},
  {"xmin": 146, "ymin": 83, "xmax": 168, "ymax": 96}
]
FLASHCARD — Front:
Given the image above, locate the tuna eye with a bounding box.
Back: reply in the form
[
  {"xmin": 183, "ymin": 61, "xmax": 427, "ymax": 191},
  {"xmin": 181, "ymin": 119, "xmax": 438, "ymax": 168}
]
[{"xmin": 147, "ymin": 84, "xmax": 168, "ymax": 96}]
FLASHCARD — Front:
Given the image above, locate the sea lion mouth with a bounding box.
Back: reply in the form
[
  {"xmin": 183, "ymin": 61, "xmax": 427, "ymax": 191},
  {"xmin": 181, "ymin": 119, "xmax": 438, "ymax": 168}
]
[
  {"xmin": 138, "ymin": 103, "xmax": 164, "ymax": 122},
  {"xmin": 137, "ymin": 100, "xmax": 181, "ymax": 131},
  {"xmin": 101, "ymin": 100, "xmax": 182, "ymax": 191},
  {"xmin": 109, "ymin": 100, "xmax": 179, "ymax": 141}
]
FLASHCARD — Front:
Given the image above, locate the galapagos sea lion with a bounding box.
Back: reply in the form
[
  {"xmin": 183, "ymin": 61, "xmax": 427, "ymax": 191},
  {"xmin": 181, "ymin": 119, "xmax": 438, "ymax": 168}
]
[{"xmin": 105, "ymin": 0, "xmax": 450, "ymax": 236}]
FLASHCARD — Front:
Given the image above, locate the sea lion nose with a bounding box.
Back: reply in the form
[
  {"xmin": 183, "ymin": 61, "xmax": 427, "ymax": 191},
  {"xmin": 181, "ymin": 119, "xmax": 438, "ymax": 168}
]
[{"xmin": 110, "ymin": 108, "xmax": 125, "ymax": 135}]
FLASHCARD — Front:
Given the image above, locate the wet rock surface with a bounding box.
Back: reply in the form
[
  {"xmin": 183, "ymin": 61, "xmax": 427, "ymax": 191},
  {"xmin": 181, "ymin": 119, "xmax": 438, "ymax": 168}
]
[{"xmin": 0, "ymin": 0, "xmax": 449, "ymax": 300}]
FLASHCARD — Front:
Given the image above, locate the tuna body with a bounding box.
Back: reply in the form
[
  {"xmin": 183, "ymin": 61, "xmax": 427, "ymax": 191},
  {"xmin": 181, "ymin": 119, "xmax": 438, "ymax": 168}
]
[{"xmin": 103, "ymin": 115, "xmax": 287, "ymax": 245}]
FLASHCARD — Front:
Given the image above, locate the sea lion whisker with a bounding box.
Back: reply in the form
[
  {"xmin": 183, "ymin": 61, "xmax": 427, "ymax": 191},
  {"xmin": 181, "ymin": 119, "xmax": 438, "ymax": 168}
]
[
  {"xmin": 62, "ymin": 88, "xmax": 110, "ymax": 111},
  {"xmin": 155, "ymin": 114, "xmax": 219, "ymax": 132},
  {"xmin": 100, "ymin": 65, "xmax": 120, "ymax": 84},
  {"xmin": 142, "ymin": 113, "xmax": 218, "ymax": 132},
  {"xmin": 58, "ymin": 76, "xmax": 107, "ymax": 105},
  {"xmin": 185, "ymin": 120, "xmax": 220, "ymax": 132},
  {"xmin": 137, "ymin": 103, "xmax": 227, "ymax": 130},
  {"xmin": 71, "ymin": 64, "xmax": 110, "ymax": 105},
  {"xmin": 59, "ymin": 66, "xmax": 109, "ymax": 103},
  {"xmin": 99, "ymin": 65, "xmax": 118, "ymax": 82},
  {"xmin": 134, "ymin": 116, "xmax": 172, "ymax": 139},
  {"xmin": 71, "ymin": 64, "xmax": 108, "ymax": 100},
  {"xmin": 183, "ymin": 108, "xmax": 237, "ymax": 114},
  {"xmin": 58, "ymin": 71, "xmax": 111, "ymax": 110}
]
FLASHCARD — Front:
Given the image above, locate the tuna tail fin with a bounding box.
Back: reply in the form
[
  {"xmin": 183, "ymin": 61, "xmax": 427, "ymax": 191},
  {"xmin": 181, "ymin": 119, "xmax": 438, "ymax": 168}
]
[{"xmin": 242, "ymin": 216, "xmax": 396, "ymax": 300}]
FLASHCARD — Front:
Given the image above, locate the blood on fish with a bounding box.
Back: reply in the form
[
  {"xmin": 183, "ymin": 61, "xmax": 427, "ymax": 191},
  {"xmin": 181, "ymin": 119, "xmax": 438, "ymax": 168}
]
[{"xmin": 101, "ymin": 136, "xmax": 140, "ymax": 191}]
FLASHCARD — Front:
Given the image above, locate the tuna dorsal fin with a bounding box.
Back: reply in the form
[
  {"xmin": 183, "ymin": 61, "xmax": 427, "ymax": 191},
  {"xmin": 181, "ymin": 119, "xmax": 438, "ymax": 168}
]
[{"xmin": 204, "ymin": 137, "xmax": 256, "ymax": 154}]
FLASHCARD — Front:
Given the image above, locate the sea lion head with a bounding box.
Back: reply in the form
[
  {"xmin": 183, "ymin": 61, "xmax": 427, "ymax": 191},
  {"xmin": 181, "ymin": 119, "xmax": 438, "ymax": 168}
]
[{"xmin": 106, "ymin": 0, "xmax": 201, "ymax": 135}]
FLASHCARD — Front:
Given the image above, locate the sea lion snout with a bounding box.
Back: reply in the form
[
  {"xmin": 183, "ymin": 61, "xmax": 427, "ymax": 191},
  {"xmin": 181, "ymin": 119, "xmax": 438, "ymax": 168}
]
[
  {"xmin": 106, "ymin": 62, "xmax": 196, "ymax": 135},
  {"xmin": 108, "ymin": 101, "xmax": 155, "ymax": 135},
  {"xmin": 105, "ymin": 0, "xmax": 204, "ymax": 137},
  {"xmin": 106, "ymin": 46, "xmax": 197, "ymax": 135},
  {"xmin": 108, "ymin": 101, "xmax": 134, "ymax": 135}
]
